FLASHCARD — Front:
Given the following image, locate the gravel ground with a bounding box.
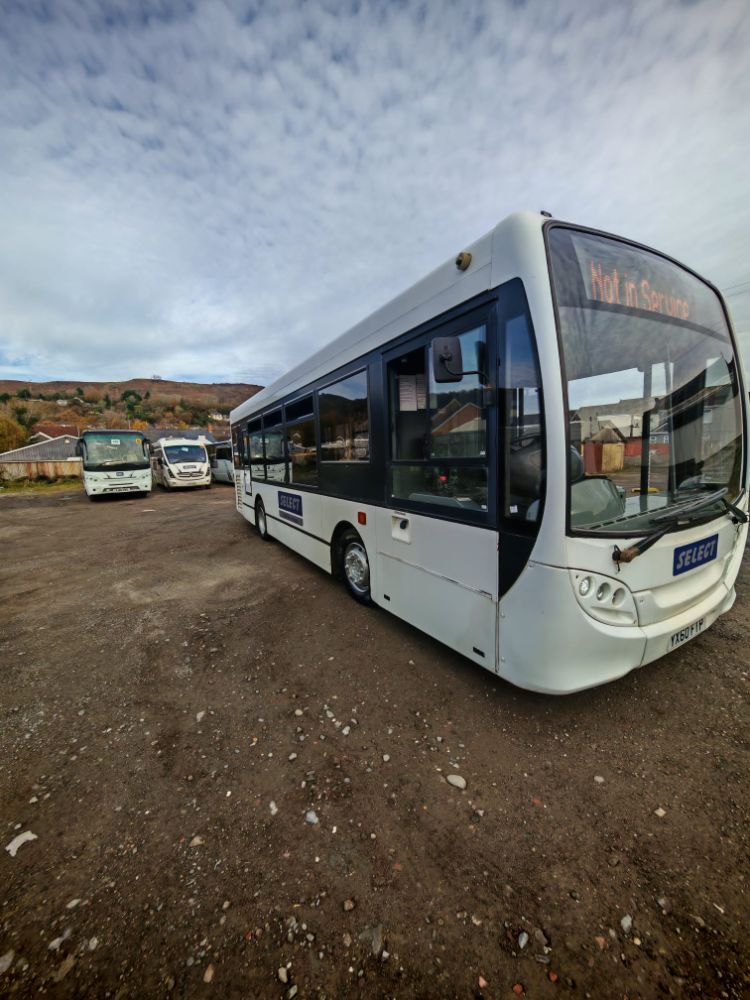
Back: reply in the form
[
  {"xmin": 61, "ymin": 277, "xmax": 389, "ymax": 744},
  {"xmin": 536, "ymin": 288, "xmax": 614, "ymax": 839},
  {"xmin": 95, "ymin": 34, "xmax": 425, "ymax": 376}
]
[{"xmin": 1, "ymin": 486, "xmax": 748, "ymax": 999}]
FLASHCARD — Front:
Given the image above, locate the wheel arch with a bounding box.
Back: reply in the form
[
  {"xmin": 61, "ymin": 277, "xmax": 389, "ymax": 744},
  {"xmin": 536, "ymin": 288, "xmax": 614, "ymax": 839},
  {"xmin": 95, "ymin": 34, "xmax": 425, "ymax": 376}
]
[{"xmin": 330, "ymin": 520, "xmax": 359, "ymax": 577}]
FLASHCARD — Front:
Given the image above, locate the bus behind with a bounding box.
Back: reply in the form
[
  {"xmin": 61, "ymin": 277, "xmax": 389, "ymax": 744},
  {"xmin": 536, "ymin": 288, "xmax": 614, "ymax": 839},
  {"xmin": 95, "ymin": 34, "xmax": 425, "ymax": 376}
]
[{"xmin": 77, "ymin": 430, "xmax": 152, "ymax": 499}]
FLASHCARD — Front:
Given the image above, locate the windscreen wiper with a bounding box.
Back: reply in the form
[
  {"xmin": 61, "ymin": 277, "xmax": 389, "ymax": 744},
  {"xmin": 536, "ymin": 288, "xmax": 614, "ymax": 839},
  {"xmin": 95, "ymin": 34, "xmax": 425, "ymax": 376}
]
[
  {"xmin": 649, "ymin": 487, "xmax": 727, "ymax": 524},
  {"xmin": 721, "ymin": 490, "xmax": 748, "ymax": 524},
  {"xmin": 612, "ymin": 524, "xmax": 671, "ymax": 568},
  {"xmin": 613, "ymin": 488, "xmax": 747, "ymax": 568}
]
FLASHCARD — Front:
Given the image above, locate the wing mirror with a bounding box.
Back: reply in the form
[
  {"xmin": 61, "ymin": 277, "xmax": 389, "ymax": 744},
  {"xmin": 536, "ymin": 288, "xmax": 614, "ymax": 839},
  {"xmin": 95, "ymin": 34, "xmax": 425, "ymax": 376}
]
[
  {"xmin": 432, "ymin": 336, "xmax": 488, "ymax": 385},
  {"xmin": 432, "ymin": 336, "xmax": 464, "ymax": 383}
]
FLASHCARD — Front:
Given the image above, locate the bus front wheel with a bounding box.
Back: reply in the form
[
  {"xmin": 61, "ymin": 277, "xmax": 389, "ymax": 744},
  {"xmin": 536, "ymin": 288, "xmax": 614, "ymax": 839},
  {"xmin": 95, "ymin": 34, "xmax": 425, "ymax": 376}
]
[
  {"xmin": 255, "ymin": 499, "xmax": 271, "ymax": 541},
  {"xmin": 340, "ymin": 530, "xmax": 371, "ymax": 604}
]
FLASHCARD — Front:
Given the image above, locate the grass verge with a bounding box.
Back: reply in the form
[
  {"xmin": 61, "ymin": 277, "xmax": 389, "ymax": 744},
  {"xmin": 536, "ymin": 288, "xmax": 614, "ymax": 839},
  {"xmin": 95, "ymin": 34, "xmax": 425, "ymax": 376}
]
[{"xmin": 0, "ymin": 477, "xmax": 83, "ymax": 495}]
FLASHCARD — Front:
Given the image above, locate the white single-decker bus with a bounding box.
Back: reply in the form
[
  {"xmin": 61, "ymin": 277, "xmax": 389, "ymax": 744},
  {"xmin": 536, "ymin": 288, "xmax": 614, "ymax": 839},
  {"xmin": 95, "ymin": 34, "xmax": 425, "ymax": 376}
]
[
  {"xmin": 230, "ymin": 212, "xmax": 747, "ymax": 694},
  {"xmin": 77, "ymin": 429, "xmax": 152, "ymax": 499}
]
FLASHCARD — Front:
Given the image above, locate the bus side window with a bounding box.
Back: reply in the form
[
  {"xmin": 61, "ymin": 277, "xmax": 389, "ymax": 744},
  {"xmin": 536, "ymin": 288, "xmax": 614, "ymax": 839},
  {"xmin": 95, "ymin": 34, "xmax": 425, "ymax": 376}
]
[
  {"xmin": 263, "ymin": 409, "xmax": 287, "ymax": 483},
  {"xmin": 286, "ymin": 395, "xmax": 318, "ymax": 486},
  {"xmin": 387, "ymin": 323, "xmax": 489, "ymax": 516},
  {"xmin": 429, "ymin": 325, "xmax": 487, "ymax": 459},
  {"xmin": 319, "ymin": 370, "xmax": 370, "ymax": 462},
  {"xmin": 389, "ymin": 346, "xmax": 427, "ymax": 460},
  {"xmin": 247, "ymin": 419, "xmax": 263, "ymax": 479},
  {"xmin": 502, "ymin": 289, "xmax": 545, "ymax": 523}
]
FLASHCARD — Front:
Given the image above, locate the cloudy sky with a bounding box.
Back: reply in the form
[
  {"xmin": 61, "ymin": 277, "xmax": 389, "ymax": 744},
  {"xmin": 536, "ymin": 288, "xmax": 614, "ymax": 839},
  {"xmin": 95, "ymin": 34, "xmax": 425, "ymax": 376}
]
[{"xmin": 2, "ymin": 0, "xmax": 749, "ymax": 387}]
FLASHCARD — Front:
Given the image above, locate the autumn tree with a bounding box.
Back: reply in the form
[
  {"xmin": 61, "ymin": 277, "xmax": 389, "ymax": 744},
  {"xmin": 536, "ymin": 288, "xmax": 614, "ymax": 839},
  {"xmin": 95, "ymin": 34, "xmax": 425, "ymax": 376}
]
[{"xmin": 0, "ymin": 415, "xmax": 26, "ymax": 452}]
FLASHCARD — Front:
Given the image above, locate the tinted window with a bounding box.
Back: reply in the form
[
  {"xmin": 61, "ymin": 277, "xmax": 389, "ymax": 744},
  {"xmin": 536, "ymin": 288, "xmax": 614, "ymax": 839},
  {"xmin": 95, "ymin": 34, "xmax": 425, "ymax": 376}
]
[
  {"xmin": 502, "ymin": 284, "xmax": 545, "ymax": 523},
  {"xmin": 231, "ymin": 426, "xmax": 241, "ymax": 469},
  {"xmin": 391, "ymin": 465, "xmax": 488, "ymax": 511},
  {"xmin": 248, "ymin": 418, "xmax": 264, "ymax": 479},
  {"xmin": 286, "ymin": 396, "xmax": 314, "ymax": 422},
  {"xmin": 389, "ymin": 346, "xmax": 428, "ymax": 460},
  {"xmin": 319, "ymin": 371, "xmax": 370, "ymax": 461},
  {"xmin": 429, "ymin": 326, "xmax": 487, "ymax": 458},
  {"xmin": 263, "ymin": 411, "xmax": 286, "ymax": 483},
  {"xmin": 388, "ymin": 320, "xmax": 490, "ymax": 519},
  {"xmin": 288, "ymin": 415, "xmax": 318, "ymax": 485}
]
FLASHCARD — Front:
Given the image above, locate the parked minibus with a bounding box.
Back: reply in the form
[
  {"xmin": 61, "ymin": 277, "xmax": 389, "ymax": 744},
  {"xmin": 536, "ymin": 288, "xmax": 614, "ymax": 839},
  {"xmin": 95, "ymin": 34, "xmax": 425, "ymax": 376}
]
[
  {"xmin": 151, "ymin": 437, "xmax": 211, "ymax": 489},
  {"xmin": 229, "ymin": 212, "xmax": 747, "ymax": 693},
  {"xmin": 77, "ymin": 429, "xmax": 152, "ymax": 499}
]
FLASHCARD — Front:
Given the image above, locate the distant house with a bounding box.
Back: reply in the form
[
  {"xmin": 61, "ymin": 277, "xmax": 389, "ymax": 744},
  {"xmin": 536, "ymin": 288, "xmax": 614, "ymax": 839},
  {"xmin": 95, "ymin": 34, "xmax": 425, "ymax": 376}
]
[
  {"xmin": 26, "ymin": 431, "xmax": 52, "ymax": 445},
  {"xmin": 31, "ymin": 422, "xmax": 80, "ymax": 439}
]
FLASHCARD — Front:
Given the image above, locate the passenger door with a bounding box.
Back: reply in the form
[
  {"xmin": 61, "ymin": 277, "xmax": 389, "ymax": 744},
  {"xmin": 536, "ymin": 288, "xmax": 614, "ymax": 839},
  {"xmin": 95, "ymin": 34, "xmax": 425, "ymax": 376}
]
[{"xmin": 374, "ymin": 309, "xmax": 499, "ymax": 670}]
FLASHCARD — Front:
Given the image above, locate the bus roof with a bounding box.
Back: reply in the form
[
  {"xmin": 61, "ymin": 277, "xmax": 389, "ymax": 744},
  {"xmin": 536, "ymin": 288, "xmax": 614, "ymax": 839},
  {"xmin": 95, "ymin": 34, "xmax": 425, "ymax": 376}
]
[
  {"xmin": 156, "ymin": 437, "xmax": 208, "ymax": 447},
  {"xmin": 231, "ymin": 211, "xmax": 546, "ymax": 425}
]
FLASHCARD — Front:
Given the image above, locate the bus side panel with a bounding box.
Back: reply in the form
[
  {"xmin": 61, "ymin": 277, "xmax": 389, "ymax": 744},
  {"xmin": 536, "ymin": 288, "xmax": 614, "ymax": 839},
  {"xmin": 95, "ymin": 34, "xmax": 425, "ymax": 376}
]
[
  {"xmin": 267, "ymin": 514, "xmax": 331, "ymax": 573},
  {"xmin": 251, "ymin": 483, "xmax": 332, "ymax": 575},
  {"xmin": 373, "ymin": 509, "xmax": 498, "ymax": 671}
]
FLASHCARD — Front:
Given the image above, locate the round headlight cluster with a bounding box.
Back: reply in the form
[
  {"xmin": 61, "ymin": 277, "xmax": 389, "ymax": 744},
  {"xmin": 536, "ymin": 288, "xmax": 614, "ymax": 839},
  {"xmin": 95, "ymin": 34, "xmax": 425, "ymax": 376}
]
[{"xmin": 571, "ymin": 570, "xmax": 638, "ymax": 627}]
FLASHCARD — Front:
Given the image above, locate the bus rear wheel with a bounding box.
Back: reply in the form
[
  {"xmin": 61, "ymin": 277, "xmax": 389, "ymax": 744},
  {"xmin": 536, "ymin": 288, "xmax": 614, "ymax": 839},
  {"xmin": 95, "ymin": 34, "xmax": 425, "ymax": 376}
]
[
  {"xmin": 255, "ymin": 499, "xmax": 271, "ymax": 541},
  {"xmin": 340, "ymin": 529, "xmax": 371, "ymax": 604}
]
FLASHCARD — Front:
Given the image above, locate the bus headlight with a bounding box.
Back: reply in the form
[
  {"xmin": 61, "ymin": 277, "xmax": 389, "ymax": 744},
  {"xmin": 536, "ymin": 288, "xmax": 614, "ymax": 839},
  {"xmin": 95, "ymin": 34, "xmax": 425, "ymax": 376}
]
[{"xmin": 570, "ymin": 570, "xmax": 638, "ymax": 627}]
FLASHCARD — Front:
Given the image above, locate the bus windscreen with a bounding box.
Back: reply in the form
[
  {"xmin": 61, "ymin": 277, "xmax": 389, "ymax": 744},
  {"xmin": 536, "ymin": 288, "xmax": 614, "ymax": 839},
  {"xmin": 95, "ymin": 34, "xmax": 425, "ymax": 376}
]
[
  {"xmin": 548, "ymin": 228, "xmax": 743, "ymax": 534},
  {"xmin": 81, "ymin": 433, "xmax": 150, "ymax": 471}
]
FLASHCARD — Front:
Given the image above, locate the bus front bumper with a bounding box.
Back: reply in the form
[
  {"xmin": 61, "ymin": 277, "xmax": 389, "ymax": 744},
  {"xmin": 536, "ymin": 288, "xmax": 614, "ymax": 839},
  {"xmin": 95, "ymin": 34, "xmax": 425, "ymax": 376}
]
[
  {"xmin": 165, "ymin": 474, "xmax": 211, "ymax": 488},
  {"xmin": 498, "ymin": 561, "xmax": 739, "ymax": 695},
  {"xmin": 639, "ymin": 584, "xmax": 735, "ymax": 667}
]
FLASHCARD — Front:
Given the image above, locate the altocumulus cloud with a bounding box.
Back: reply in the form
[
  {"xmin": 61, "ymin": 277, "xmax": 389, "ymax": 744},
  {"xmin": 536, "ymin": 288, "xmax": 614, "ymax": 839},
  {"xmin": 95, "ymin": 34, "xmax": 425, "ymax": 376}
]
[{"xmin": 1, "ymin": 0, "xmax": 749, "ymax": 383}]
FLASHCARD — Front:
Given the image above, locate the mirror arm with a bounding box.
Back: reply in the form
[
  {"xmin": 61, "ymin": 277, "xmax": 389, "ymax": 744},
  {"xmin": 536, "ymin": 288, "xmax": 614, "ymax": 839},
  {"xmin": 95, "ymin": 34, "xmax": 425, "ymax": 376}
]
[{"xmin": 442, "ymin": 362, "xmax": 490, "ymax": 387}]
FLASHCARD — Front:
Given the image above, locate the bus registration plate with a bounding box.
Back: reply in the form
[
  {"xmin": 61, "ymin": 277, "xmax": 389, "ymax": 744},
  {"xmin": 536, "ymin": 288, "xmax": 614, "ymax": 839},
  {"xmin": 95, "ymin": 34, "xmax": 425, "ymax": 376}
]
[{"xmin": 669, "ymin": 617, "xmax": 705, "ymax": 650}]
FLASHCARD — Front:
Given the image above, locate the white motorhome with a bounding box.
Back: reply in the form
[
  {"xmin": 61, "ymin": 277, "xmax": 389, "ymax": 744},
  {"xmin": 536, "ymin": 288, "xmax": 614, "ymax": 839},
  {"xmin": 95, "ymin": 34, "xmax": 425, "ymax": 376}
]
[
  {"xmin": 230, "ymin": 212, "xmax": 747, "ymax": 694},
  {"xmin": 77, "ymin": 429, "xmax": 152, "ymax": 499},
  {"xmin": 152, "ymin": 437, "xmax": 211, "ymax": 489}
]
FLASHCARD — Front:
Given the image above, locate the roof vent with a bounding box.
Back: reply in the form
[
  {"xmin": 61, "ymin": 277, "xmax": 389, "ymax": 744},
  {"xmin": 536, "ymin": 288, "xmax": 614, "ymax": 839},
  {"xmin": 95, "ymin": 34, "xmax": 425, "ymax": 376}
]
[{"xmin": 455, "ymin": 251, "xmax": 472, "ymax": 272}]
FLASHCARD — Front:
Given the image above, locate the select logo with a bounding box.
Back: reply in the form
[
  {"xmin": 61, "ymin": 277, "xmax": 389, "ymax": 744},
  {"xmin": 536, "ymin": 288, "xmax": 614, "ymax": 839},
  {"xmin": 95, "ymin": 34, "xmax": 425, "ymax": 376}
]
[
  {"xmin": 673, "ymin": 533, "xmax": 718, "ymax": 576},
  {"xmin": 278, "ymin": 491, "xmax": 303, "ymax": 526}
]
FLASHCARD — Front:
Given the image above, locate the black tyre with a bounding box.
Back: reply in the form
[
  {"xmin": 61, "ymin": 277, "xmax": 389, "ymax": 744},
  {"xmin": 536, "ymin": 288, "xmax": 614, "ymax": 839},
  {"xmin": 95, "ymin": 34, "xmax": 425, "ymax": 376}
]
[
  {"xmin": 339, "ymin": 529, "xmax": 371, "ymax": 603},
  {"xmin": 255, "ymin": 498, "xmax": 271, "ymax": 541}
]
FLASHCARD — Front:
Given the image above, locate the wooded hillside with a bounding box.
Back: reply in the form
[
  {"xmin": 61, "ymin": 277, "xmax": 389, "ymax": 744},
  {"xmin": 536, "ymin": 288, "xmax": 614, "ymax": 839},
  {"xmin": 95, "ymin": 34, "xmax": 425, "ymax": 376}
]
[{"xmin": 0, "ymin": 378, "xmax": 262, "ymax": 449}]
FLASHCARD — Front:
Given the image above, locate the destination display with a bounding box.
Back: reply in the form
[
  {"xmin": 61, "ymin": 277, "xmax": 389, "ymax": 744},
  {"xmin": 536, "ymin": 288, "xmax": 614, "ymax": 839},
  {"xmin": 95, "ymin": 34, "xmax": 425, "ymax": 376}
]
[
  {"xmin": 588, "ymin": 259, "xmax": 690, "ymax": 320},
  {"xmin": 548, "ymin": 228, "xmax": 727, "ymax": 333}
]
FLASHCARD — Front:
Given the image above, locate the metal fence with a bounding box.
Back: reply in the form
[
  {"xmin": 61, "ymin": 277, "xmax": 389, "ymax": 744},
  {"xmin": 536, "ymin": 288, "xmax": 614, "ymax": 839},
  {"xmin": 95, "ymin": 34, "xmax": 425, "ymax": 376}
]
[{"xmin": 0, "ymin": 458, "xmax": 82, "ymax": 481}]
